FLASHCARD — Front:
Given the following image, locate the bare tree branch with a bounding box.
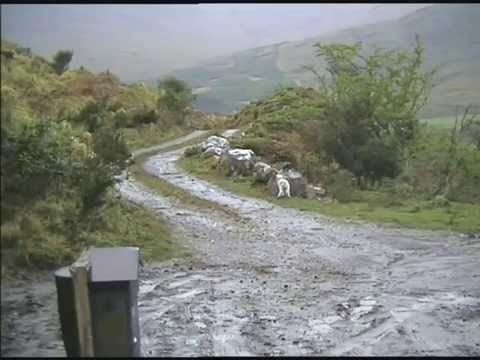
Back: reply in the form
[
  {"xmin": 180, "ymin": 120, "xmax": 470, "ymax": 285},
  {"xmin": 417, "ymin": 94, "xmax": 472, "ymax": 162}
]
[{"xmin": 301, "ymin": 65, "xmax": 329, "ymax": 92}]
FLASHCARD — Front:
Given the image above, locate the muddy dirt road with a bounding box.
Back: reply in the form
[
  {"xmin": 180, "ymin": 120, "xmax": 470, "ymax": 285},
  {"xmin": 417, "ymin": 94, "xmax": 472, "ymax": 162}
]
[{"xmin": 2, "ymin": 130, "xmax": 479, "ymax": 356}]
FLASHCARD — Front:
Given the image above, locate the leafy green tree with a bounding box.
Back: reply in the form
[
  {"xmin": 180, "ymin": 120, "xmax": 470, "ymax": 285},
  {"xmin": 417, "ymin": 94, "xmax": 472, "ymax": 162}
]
[
  {"xmin": 76, "ymin": 124, "xmax": 130, "ymax": 211},
  {"xmin": 305, "ymin": 35, "xmax": 436, "ymax": 182},
  {"xmin": 52, "ymin": 50, "xmax": 73, "ymax": 75},
  {"xmin": 157, "ymin": 76, "xmax": 196, "ymax": 116}
]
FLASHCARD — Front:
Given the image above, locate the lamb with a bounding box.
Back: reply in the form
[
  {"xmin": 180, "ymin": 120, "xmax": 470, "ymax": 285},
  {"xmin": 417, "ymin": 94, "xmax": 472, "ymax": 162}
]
[{"xmin": 276, "ymin": 173, "xmax": 291, "ymax": 198}]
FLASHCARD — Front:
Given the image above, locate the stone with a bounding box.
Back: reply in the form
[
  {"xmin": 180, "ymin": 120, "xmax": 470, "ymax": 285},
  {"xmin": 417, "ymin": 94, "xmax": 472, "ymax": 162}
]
[
  {"xmin": 219, "ymin": 148, "xmax": 256, "ymax": 177},
  {"xmin": 200, "ymin": 135, "xmax": 230, "ymax": 157},
  {"xmin": 254, "ymin": 161, "xmax": 275, "ymax": 183},
  {"xmin": 307, "ymin": 184, "xmax": 327, "ymax": 200}
]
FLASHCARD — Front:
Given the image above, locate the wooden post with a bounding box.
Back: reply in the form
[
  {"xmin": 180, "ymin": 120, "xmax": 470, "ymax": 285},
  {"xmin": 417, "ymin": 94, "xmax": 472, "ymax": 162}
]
[{"xmin": 69, "ymin": 248, "xmax": 95, "ymax": 357}]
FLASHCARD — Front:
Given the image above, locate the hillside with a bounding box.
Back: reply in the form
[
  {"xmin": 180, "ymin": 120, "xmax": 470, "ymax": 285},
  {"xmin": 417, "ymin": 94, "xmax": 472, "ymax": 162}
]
[
  {"xmin": 1, "ymin": 4, "xmax": 430, "ymax": 82},
  {"xmin": 168, "ymin": 4, "xmax": 480, "ymax": 117},
  {"xmin": 0, "ymin": 39, "xmax": 191, "ymax": 271}
]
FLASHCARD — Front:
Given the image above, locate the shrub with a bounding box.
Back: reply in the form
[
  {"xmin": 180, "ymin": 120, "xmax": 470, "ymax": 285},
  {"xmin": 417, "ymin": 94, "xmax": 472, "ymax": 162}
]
[
  {"xmin": 131, "ymin": 108, "xmax": 158, "ymax": 126},
  {"xmin": 1, "ymin": 49, "xmax": 15, "ymax": 61},
  {"xmin": 431, "ymin": 194, "xmax": 451, "ymax": 208},
  {"xmin": 184, "ymin": 145, "xmax": 202, "ymax": 158},
  {"xmin": 52, "ymin": 50, "xmax": 73, "ymax": 75},
  {"xmin": 113, "ymin": 108, "xmax": 128, "ymax": 128},
  {"xmin": 0, "ymin": 222, "xmax": 21, "ymax": 249},
  {"xmin": 326, "ymin": 168, "xmax": 356, "ymax": 203},
  {"xmin": 158, "ymin": 77, "xmax": 196, "ymax": 113},
  {"xmin": 72, "ymin": 100, "xmax": 104, "ymax": 132},
  {"xmin": 76, "ymin": 124, "xmax": 129, "ymax": 211},
  {"xmin": 16, "ymin": 46, "xmax": 32, "ymax": 57}
]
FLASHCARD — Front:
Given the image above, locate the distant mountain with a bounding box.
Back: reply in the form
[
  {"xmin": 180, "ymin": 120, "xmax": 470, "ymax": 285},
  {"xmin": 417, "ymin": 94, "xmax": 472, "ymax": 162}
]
[
  {"xmin": 166, "ymin": 4, "xmax": 480, "ymax": 117},
  {"xmin": 1, "ymin": 4, "xmax": 430, "ymax": 83}
]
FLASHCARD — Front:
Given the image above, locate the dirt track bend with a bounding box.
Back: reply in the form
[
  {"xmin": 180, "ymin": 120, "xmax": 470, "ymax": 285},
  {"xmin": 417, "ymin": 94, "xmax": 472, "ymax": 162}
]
[{"xmin": 2, "ymin": 130, "xmax": 479, "ymax": 357}]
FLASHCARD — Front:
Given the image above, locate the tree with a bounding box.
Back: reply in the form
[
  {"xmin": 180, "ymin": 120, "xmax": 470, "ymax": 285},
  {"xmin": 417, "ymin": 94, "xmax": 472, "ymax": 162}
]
[
  {"xmin": 440, "ymin": 105, "xmax": 479, "ymax": 196},
  {"xmin": 157, "ymin": 76, "xmax": 196, "ymax": 114},
  {"xmin": 76, "ymin": 124, "xmax": 130, "ymax": 210},
  {"xmin": 305, "ymin": 35, "xmax": 436, "ymax": 182},
  {"xmin": 52, "ymin": 50, "xmax": 73, "ymax": 75}
]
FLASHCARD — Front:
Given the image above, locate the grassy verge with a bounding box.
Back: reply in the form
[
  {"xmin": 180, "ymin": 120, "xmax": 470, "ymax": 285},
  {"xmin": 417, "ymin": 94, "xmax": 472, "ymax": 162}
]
[
  {"xmin": 420, "ymin": 115, "xmax": 479, "ymax": 130},
  {"xmin": 178, "ymin": 155, "xmax": 480, "ymax": 233},
  {"xmin": 1, "ymin": 131, "xmax": 210, "ymax": 276},
  {"xmin": 123, "ymin": 125, "xmax": 187, "ymax": 150},
  {"xmin": 420, "ymin": 116, "xmax": 457, "ymax": 129},
  {"xmin": 81, "ymin": 195, "xmax": 186, "ymax": 262},
  {"xmin": 132, "ymin": 130, "xmax": 213, "ymax": 159},
  {"xmin": 0, "ymin": 192, "xmax": 184, "ymax": 277}
]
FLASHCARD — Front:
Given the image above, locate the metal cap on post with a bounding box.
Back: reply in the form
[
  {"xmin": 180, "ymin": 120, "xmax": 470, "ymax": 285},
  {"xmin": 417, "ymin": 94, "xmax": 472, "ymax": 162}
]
[{"xmin": 55, "ymin": 247, "xmax": 141, "ymax": 357}]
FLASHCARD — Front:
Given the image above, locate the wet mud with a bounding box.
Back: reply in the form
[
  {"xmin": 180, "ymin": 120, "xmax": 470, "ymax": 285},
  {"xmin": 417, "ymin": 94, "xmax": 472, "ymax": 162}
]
[{"xmin": 2, "ymin": 130, "xmax": 479, "ymax": 356}]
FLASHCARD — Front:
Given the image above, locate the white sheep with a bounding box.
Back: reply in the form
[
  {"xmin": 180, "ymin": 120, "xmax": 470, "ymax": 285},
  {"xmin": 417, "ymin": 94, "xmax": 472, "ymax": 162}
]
[{"xmin": 276, "ymin": 173, "xmax": 291, "ymax": 198}]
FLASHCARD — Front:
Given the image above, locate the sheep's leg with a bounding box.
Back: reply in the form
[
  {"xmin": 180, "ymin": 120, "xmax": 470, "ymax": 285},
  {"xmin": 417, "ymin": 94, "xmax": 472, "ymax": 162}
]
[
  {"xmin": 286, "ymin": 187, "xmax": 291, "ymax": 198},
  {"xmin": 277, "ymin": 187, "xmax": 283, "ymax": 198}
]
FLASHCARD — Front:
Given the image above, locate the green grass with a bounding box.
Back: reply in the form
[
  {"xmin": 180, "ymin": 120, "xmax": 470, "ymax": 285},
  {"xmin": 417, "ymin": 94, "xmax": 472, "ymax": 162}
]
[
  {"xmin": 123, "ymin": 125, "xmax": 187, "ymax": 150},
  {"xmin": 0, "ymin": 192, "xmax": 183, "ymax": 276},
  {"xmin": 420, "ymin": 116, "xmax": 458, "ymax": 129},
  {"xmin": 1, "ymin": 129, "xmax": 218, "ymax": 275},
  {"xmin": 179, "ymin": 155, "xmax": 480, "ymax": 233},
  {"xmin": 81, "ymin": 195, "xmax": 185, "ymax": 263},
  {"xmin": 0, "ymin": 39, "xmax": 188, "ymax": 275}
]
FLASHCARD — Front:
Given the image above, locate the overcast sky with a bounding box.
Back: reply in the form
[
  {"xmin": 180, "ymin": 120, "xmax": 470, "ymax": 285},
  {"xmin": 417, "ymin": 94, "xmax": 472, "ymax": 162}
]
[{"xmin": 1, "ymin": 4, "xmax": 432, "ymax": 81}]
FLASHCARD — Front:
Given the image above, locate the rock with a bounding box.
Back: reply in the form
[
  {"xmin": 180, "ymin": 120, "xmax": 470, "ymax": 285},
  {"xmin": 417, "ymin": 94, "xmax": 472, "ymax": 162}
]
[
  {"xmin": 285, "ymin": 169, "xmax": 308, "ymax": 198},
  {"xmin": 201, "ymin": 135, "xmax": 229, "ymax": 151},
  {"xmin": 228, "ymin": 148, "xmax": 255, "ymax": 160},
  {"xmin": 307, "ymin": 184, "xmax": 327, "ymax": 200},
  {"xmin": 200, "ymin": 135, "xmax": 230, "ymax": 157},
  {"xmin": 254, "ymin": 162, "xmax": 275, "ymax": 183},
  {"xmin": 432, "ymin": 194, "xmax": 450, "ymax": 208},
  {"xmin": 279, "ymin": 162, "xmax": 293, "ymax": 171},
  {"xmin": 267, "ymin": 173, "xmax": 280, "ymax": 196},
  {"xmin": 204, "ymin": 146, "xmax": 224, "ymax": 157},
  {"xmin": 219, "ymin": 148, "xmax": 256, "ymax": 177}
]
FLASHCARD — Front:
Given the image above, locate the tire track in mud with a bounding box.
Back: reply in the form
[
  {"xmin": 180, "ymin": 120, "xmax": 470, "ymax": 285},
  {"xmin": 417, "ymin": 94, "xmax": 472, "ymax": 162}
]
[
  {"xmin": 2, "ymin": 130, "xmax": 480, "ymax": 357},
  {"xmin": 128, "ymin": 129, "xmax": 480, "ymax": 356}
]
